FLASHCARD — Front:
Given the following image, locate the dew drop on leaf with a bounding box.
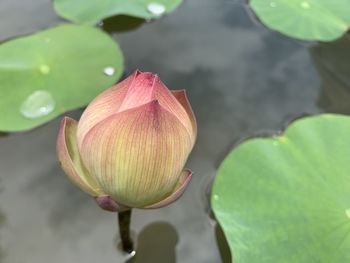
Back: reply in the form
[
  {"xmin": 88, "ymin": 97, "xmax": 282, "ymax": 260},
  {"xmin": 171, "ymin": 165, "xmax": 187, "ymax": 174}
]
[
  {"xmin": 103, "ymin": 66, "xmax": 115, "ymax": 76},
  {"xmin": 300, "ymin": 1, "xmax": 310, "ymax": 9},
  {"xmin": 39, "ymin": 64, "xmax": 51, "ymax": 75},
  {"xmin": 147, "ymin": 3, "xmax": 166, "ymax": 16},
  {"xmin": 20, "ymin": 90, "xmax": 55, "ymax": 119},
  {"xmin": 346, "ymin": 209, "xmax": 350, "ymax": 219}
]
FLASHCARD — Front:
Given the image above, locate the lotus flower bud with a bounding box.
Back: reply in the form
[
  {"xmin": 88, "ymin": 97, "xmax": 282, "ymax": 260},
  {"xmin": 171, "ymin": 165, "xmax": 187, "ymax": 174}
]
[{"xmin": 57, "ymin": 70, "xmax": 197, "ymax": 211}]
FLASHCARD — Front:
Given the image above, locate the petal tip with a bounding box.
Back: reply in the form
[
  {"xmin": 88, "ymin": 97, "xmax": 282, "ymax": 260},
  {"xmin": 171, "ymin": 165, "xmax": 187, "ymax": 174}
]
[
  {"xmin": 132, "ymin": 70, "xmax": 159, "ymax": 83},
  {"xmin": 172, "ymin": 89, "xmax": 187, "ymax": 96},
  {"xmin": 57, "ymin": 117, "xmax": 76, "ymax": 152},
  {"xmin": 58, "ymin": 116, "xmax": 77, "ymax": 134}
]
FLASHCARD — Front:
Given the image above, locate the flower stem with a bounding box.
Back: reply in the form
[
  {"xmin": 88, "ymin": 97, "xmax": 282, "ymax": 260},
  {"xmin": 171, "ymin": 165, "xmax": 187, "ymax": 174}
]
[{"xmin": 118, "ymin": 209, "xmax": 134, "ymax": 253}]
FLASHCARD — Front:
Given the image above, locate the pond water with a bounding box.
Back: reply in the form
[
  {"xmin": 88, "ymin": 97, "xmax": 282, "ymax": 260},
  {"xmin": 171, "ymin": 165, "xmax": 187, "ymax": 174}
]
[{"xmin": 1, "ymin": 0, "xmax": 347, "ymax": 262}]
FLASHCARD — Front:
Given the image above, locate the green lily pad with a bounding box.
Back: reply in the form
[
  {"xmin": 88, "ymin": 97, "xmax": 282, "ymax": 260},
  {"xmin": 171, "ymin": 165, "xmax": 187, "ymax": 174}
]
[
  {"xmin": 0, "ymin": 24, "xmax": 123, "ymax": 132},
  {"xmin": 53, "ymin": 0, "xmax": 183, "ymax": 25},
  {"xmin": 212, "ymin": 114, "xmax": 350, "ymax": 262},
  {"xmin": 250, "ymin": 0, "xmax": 350, "ymax": 41}
]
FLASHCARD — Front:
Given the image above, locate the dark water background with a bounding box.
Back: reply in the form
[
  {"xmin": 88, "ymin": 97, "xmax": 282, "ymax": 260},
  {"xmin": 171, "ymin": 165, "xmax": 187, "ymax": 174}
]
[{"xmin": 1, "ymin": 0, "xmax": 348, "ymax": 262}]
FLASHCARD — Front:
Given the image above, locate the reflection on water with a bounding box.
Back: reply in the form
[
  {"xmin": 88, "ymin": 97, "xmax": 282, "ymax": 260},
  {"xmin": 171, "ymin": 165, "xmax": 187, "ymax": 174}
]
[
  {"xmin": 0, "ymin": 211, "xmax": 4, "ymax": 262},
  {"xmin": 311, "ymin": 34, "xmax": 350, "ymax": 114},
  {"xmin": 0, "ymin": 181, "xmax": 5, "ymax": 262},
  {"xmin": 0, "ymin": 0, "xmax": 327, "ymax": 262},
  {"xmin": 215, "ymin": 223, "xmax": 231, "ymax": 263},
  {"xmin": 125, "ymin": 222, "xmax": 178, "ymax": 263},
  {"xmin": 0, "ymin": 0, "xmax": 61, "ymax": 41}
]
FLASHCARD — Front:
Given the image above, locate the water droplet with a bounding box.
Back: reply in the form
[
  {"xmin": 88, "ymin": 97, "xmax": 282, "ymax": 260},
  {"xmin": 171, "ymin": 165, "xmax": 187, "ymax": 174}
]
[
  {"xmin": 20, "ymin": 90, "xmax": 55, "ymax": 119},
  {"xmin": 128, "ymin": 251, "xmax": 136, "ymax": 258},
  {"xmin": 346, "ymin": 209, "xmax": 350, "ymax": 219},
  {"xmin": 270, "ymin": 2, "xmax": 277, "ymax": 7},
  {"xmin": 147, "ymin": 3, "xmax": 166, "ymax": 16},
  {"xmin": 300, "ymin": 1, "xmax": 310, "ymax": 9},
  {"xmin": 39, "ymin": 64, "xmax": 50, "ymax": 75},
  {"xmin": 103, "ymin": 66, "xmax": 115, "ymax": 76},
  {"xmin": 115, "ymin": 230, "xmax": 137, "ymax": 258},
  {"xmin": 213, "ymin": 194, "xmax": 219, "ymax": 201}
]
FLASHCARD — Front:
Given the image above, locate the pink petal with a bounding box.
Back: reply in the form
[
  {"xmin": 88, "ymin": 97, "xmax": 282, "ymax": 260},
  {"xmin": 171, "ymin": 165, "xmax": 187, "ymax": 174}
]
[
  {"xmin": 76, "ymin": 70, "xmax": 139, "ymax": 148},
  {"xmin": 80, "ymin": 100, "xmax": 193, "ymax": 208},
  {"xmin": 117, "ymin": 71, "xmax": 158, "ymax": 112},
  {"xmin": 56, "ymin": 117, "xmax": 103, "ymax": 196},
  {"xmin": 144, "ymin": 169, "xmax": 193, "ymax": 209},
  {"xmin": 77, "ymin": 70, "xmax": 196, "ymax": 150},
  {"xmin": 95, "ymin": 195, "xmax": 129, "ymax": 212},
  {"xmin": 171, "ymin": 90, "xmax": 197, "ymax": 145},
  {"xmin": 115, "ymin": 71, "xmax": 195, "ymax": 140}
]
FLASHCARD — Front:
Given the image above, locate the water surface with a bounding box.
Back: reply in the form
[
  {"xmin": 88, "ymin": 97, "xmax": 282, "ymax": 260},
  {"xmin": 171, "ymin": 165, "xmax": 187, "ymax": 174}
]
[{"xmin": 1, "ymin": 0, "xmax": 343, "ymax": 262}]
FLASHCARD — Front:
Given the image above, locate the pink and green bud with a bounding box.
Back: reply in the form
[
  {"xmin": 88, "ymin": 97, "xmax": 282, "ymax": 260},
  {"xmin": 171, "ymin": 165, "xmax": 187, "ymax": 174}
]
[{"xmin": 56, "ymin": 70, "xmax": 197, "ymax": 211}]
